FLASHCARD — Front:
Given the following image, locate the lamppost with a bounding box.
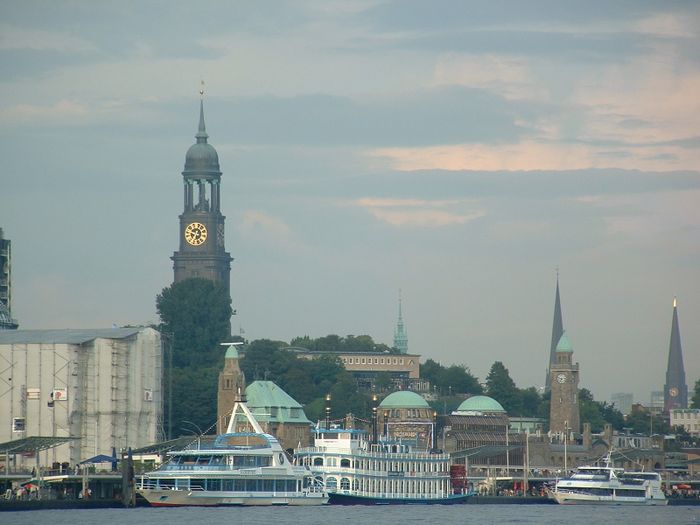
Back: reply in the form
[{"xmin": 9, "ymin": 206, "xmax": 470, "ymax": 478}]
[
  {"xmin": 182, "ymin": 420, "xmax": 203, "ymax": 449},
  {"xmin": 563, "ymin": 420, "xmax": 569, "ymax": 475}
]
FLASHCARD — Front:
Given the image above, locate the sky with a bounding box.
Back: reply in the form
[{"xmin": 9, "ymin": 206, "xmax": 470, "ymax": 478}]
[{"xmin": 1, "ymin": 1, "xmax": 699, "ymax": 405}]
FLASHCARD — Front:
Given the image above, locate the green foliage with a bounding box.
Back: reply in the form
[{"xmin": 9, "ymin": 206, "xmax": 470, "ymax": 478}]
[
  {"xmin": 420, "ymin": 359, "xmax": 483, "ymax": 396},
  {"xmin": 485, "ymin": 361, "xmax": 521, "ymax": 414},
  {"xmin": 289, "ymin": 334, "xmax": 394, "ymax": 354},
  {"xmin": 156, "ymin": 278, "xmax": 232, "ymax": 368},
  {"xmin": 692, "ymin": 379, "xmax": 700, "ymax": 408},
  {"xmin": 625, "ymin": 407, "xmax": 670, "ymax": 435},
  {"xmin": 520, "ymin": 387, "xmax": 542, "ymax": 417},
  {"xmin": 170, "ymin": 366, "xmax": 220, "ymax": 436},
  {"xmin": 239, "ymin": 342, "xmax": 370, "ymax": 420}
]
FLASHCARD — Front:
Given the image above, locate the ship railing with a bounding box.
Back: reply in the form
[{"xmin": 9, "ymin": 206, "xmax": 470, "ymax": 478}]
[{"xmin": 295, "ymin": 447, "xmax": 448, "ymax": 461}]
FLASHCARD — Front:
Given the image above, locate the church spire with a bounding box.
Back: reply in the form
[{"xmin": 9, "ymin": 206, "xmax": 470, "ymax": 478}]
[
  {"xmin": 196, "ymin": 83, "xmax": 209, "ymax": 143},
  {"xmin": 393, "ymin": 290, "xmax": 408, "ymax": 354},
  {"xmin": 664, "ymin": 296, "xmax": 687, "ymax": 412},
  {"xmin": 545, "ymin": 271, "xmax": 564, "ymax": 392}
]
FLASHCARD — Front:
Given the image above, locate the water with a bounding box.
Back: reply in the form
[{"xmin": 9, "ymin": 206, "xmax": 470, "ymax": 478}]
[{"xmin": 2, "ymin": 505, "xmax": 699, "ymax": 525}]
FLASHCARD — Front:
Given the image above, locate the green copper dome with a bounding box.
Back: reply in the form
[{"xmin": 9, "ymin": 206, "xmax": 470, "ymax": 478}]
[
  {"xmin": 456, "ymin": 395, "xmax": 505, "ymax": 413},
  {"xmin": 556, "ymin": 331, "xmax": 573, "ymax": 352},
  {"xmin": 379, "ymin": 390, "xmax": 429, "ymax": 409}
]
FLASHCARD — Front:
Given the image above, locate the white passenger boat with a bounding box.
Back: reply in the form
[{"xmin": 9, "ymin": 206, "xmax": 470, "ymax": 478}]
[
  {"xmin": 550, "ymin": 451, "xmax": 667, "ymax": 506},
  {"xmin": 137, "ymin": 400, "xmax": 327, "ymax": 506},
  {"xmin": 295, "ymin": 427, "xmax": 472, "ymax": 504}
]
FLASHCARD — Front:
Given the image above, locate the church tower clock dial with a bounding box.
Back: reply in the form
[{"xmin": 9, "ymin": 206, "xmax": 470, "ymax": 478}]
[
  {"xmin": 184, "ymin": 222, "xmax": 208, "ymax": 246},
  {"xmin": 171, "ymin": 91, "xmax": 232, "ymax": 305}
]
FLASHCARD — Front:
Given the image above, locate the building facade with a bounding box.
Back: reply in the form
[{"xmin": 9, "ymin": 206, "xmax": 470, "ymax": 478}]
[
  {"xmin": 377, "ymin": 391, "xmax": 435, "ymax": 449},
  {"xmin": 611, "ymin": 392, "xmax": 634, "ymax": 416},
  {"xmin": 0, "ymin": 327, "xmax": 163, "ymax": 466},
  {"xmin": 241, "ymin": 381, "xmax": 312, "ymax": 450},
  {"xmin": 670, "ymin": 409, "xmax": 700, "ymax": 437},
  {"xmin": 664, "ymin": 298, "xmax": 688, "ymax": 412},
  {"xmin": 291, "ymin": 347, "xmax": 425, "ymax": 391},
  {"xmin": 548, "ymin": 332, "xmax": 580, "ymax": 437},
  {"xmin": 171, "ymin": 98, "xmax": 232, "ymax": 300},
  {"xmin": 0, "ymin": 228, "xmax": 18, "ymax": 330},
  {"xmin": 216, "ymin": 344, "xmax": 246, "ymax": 434}
]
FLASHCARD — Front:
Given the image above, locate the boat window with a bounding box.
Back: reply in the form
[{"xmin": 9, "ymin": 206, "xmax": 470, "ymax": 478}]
[
  {"xmin": 190, "ymin": 479, "xmax": 205, "ymax": 490},
  {"xmin": 341, "ymin": 459, "xmax": 351, "ymax": 468},
  {"xmin": 340, "ymin": 478, "xmax": 350, "ymax": 490},
  {"xmin": 223, "ymin": 480, "xmax": 234, "ymax": 491},
  {"xmin": 313, "ymin": 457, "xmax": 324, "ymax": 466},
  {"xmin": 326, "ymin": 477, "xmax": 338, "ymax": 490},
  {"xmin": 207, "ymin": 479, "xmax": 221, "ymax": 491}
]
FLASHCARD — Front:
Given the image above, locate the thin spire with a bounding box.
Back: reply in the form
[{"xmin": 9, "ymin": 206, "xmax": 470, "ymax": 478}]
[
  {"xmin": 196, "ymin": 80, "xmax": 208, "ymax": 143},
  {"xmin": 393, "ymin": 289, "xmax": 408, "ymax": 354},
  {"xmin": 664, "ymin": 296, "xmax": 687, "ymax": 412},
  {"xmin": 545, "ymin": 270, "xmax": 564, "ymax": 391}
]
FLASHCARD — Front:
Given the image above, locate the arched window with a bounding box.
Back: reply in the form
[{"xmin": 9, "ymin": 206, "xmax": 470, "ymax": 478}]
[
  {"xmin": 313, "ymin": 457, "xmax": 324, "ymax": 466},
  {"xmin": 340, "ymin": 478, "xmax": 350, "ymax": 490},
  {"xmin": 326, "ymin": 477, "xmax": 337, "ymax": 490},
  {"xmin": 340, "ymin": 458, "xmax": 351, "ymax": 468}
]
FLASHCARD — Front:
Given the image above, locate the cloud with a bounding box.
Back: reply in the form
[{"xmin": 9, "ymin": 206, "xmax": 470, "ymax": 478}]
[
  {"xmin": 0, "ymin": 24, "xmax": 96, "ymax": 52},
  {"xmin": 350, "ymin": 197, "xmax": 485, "ymax": 227},
  {"xmin": 239, "ymin": 210, "xmax": 291, "ymax": 239},
  {"xmin": 0, "ymin": 100, "xmax": 89, "ymax": 121},
  {"xmin": 369, "ymin": 139, "xmax": 700, "ymax": 172}
]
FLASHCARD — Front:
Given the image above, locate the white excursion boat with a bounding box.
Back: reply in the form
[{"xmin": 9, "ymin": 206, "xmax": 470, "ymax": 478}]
[
  {"xmin": 550, "ymin": 451, "xmax": 667, "ymax": 506},
  {"xmin": 295, "ymin": 427, "xmax": 472, "ymax": 505},
  {"xmin": 137, "ymin": 399, "xmax": 328, "ymax": 506}
]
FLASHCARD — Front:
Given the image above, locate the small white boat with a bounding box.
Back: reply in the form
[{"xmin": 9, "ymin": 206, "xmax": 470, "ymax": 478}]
[
  {"xmin": 137, "ymin": 399, "xmax": 328, "ymax": 506},
  {"xmin": 550, "ymin": 451, "xmax": 667, "ymax": 506}
]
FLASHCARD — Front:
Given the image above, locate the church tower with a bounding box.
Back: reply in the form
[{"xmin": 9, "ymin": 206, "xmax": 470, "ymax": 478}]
[
  {"xmin": 171, "ymin": 94, "xmax": 232, "ymax": 299},
  {"xmin": 217, "ymin": 344, "xmax": 246, "ymax": 434},
  {"xmin": 549, "ymin": 331, "xmax": 580, "ymax": 437},
  {"xmin": 664, "ymin": 297, "xmax": 687, "ymax": 412},
  {"xmin": 393, "ymin": 291, "xmax": 408, "ymax": 354},
  {"xmin": 545, "ymin": 275, "xmax": 564, "ymax": 392}
]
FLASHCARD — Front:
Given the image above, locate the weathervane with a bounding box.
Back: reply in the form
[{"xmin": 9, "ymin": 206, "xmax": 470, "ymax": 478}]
[{"xmin": 199, "ymin": 80, "xmax": 205, "ymax": 99}]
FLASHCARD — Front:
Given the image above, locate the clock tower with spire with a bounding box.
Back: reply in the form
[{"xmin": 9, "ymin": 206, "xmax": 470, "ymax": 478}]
[
  {"xmin": 549, "ymin": 331, "xmax": 580, "ymax": 437},
  {"xmin": 171, "ymin": 92, "xmax": 232, "ymax": 298}
]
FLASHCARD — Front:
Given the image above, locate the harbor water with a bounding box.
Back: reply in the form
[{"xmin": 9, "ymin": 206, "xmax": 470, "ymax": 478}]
[{"xmin": 2, "ymin": 505, "xmax": 699, "ymax": 525}]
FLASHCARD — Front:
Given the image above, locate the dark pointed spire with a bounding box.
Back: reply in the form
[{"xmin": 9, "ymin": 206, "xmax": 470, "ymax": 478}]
[
  {"xmin": 195, "ymin": 98, "xmax": 209, "ymax": 143},
  {"xmin": 545, "ymin": 272, "xmax": 564, "ymax": 392},
  {"xmin": 664, "ymin": 297, "xmax": 687, "ymax": 412}
]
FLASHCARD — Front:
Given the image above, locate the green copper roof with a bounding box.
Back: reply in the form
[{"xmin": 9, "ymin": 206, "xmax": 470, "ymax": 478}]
[
  {"xmin": 379, "ymin": 390, "xmax": 429, "ymax": 409},
  {"xmin": 456, "ymin": 395, "xmax": 505, "ymax": 413},
  {"xmin": 556, "ymin": 331, "xmax": 573, "ymax": 352},
  {"xmin": 245, "ymin": 381, "xmax": 311, "ymax": 425},
  {"xmin": 224, "ymin": 344, "xmax": 240, "ymax": 359}
]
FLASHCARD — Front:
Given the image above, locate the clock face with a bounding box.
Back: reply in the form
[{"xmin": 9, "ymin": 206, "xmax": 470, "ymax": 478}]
[
  {"xmin": 669, "ymin": 387, "xmax": 679, "ymax": 397},
  {"xmin": 556, "ymin": 373, "xmax": 567, "ymax": 384},
  {"xmin": 185, "ymin": 222, "xmax": 208, "ymax": 246}
]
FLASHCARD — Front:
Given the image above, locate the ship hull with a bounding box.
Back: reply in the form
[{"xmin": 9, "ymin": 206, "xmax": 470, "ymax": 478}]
[
  {"xmin": 328, "ymin": 492, "xmax": 472, "ymax": 505},
  {"xmin": 140, "ymin": 489, "xmax": 328, "ymax": 507}
]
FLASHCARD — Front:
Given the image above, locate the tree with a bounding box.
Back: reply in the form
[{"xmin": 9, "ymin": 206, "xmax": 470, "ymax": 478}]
[
  {"xmin": 691, "ymin": 379, "xmax": 700, "ymax": 408},
  {"xmin": 485, "ymin": 361, "xmax": 521, "ymax": 414},
  {"xmin": 420, "ymin": 359, "xmax": 482, "ymax": 396},
  {"xmin": 156, "ymin": 278, "xmax": 232, "ymax": 368},
  {"xmin": 520, "ymin": 387, "xmax": 542, "ymax": 417}
]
